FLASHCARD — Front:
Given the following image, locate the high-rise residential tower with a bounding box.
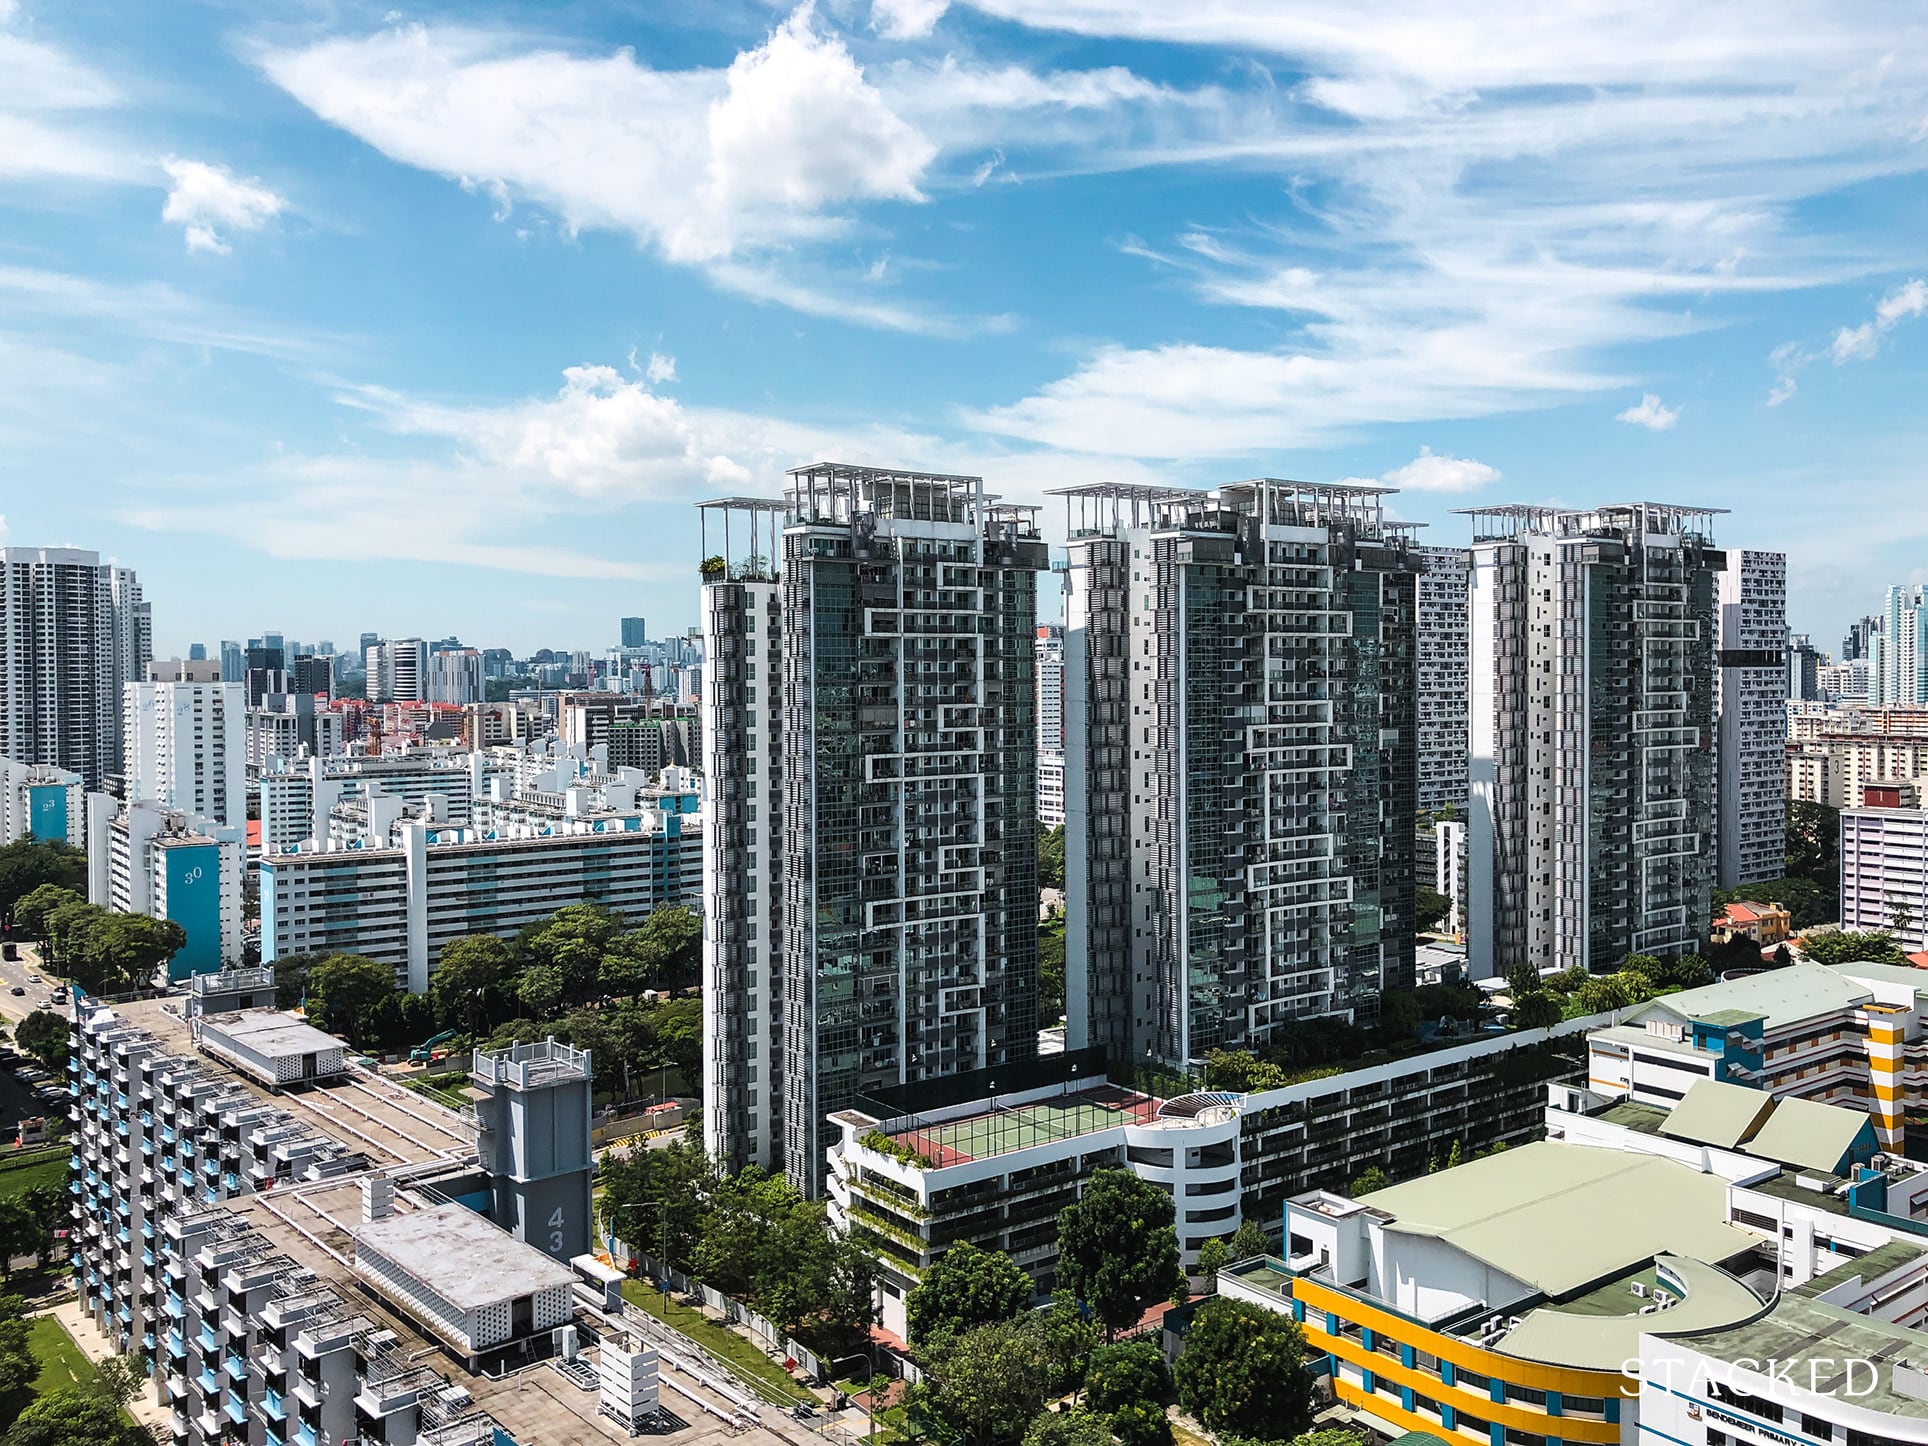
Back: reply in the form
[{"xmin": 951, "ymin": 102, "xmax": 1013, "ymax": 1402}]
[
  {"xmin": 1057, "ymin": 480, "xmax": 1419, "ymax": 1067},
  {"xmin": 1412, "ymin": 545, "xmax": 1471, "ymax": 815},
  {"xmin": 367, "ymin": 637, "xmax": 429, "ymax": 702},
  {"xmin": 1715, "ymin": 551, "xmax": 1789, "ymax": 888},
  {"xmin": 621, "ymin": 616, "xmax": 648, "ymax": 648},
  {"xmin": 1035, "ymin": 624, "xmax": 1065, "ymax": 752},
  {"xmin": 699, "ymin": 465, "xmax": 1049, "ymax": 1192},
  {"xmin": 0, "ymin": 546, "xmax": 148, "ymax": 790},
  {"xmin": 124, "ymin": 673, "xmax": 247, "ymax": 828},
  {"xmin": 1464, "ymin": 504, "xmax": 1722, "ymax": 978}
]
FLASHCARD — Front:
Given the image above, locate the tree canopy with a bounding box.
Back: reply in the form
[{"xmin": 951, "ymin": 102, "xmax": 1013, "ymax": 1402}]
[
  {"xmin": 12, "ymin": 1013, "xmax": 68, "ymax": 1075},
  {"xmin": 0, "ymin": 840, "xmax": 86, "ymax": 927},
  {"xmin": 907, "ymin": 1242, "xmax": 1034, "ymax": 1345},
  {"xmin": 914, "ymin": 1316, "xmax": 1053, "ymax": 1446},
  {"xmin": 1801, "ymin": 929, "xmax": 1908, "ymax": 966},
  {"xmin": 304, "ymin": 952, "xmax": 396, "ymax": 1050},
  {"xmin": 1173, "ymin": 1297, "xmax": 1313, "ymax": 1440},
  {"xmin": 1056, "ymin": 1169, "xmax": 1184, "ymax": 1338}
]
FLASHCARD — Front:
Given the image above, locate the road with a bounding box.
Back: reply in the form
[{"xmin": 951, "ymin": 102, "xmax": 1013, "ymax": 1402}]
[{"xmin": 0, "ymin": 940, "xmax": 65, "ymax": 1024}]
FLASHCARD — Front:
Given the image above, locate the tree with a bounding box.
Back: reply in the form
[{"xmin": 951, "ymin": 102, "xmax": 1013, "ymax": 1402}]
[
  {"xmin": 0, "ymin": 840, "xmax": 87, "ymax": 927},
  {"xmin": 1038, "ymin": 825, "xmax": 1065, "ymax": 893},
  {"xmin": 1801, "ymin": 930, "xmax": 1908, "ymax": 966},
  {"xmin": 0, "ymin": 1201, "xmax": 41, "ymax": 1276},
  {"xmin": 1194, "ymin": 1237, "xmax": 1229, "ymax": 1290},
  {"xmin": 86, "ymin": 913, "xmax": 186, "ymax": 991},
  {"xmin": 304, "ymin": 953, "xmax": 395, "ymax": 1049},
  {"xmin": 1038, "ymin": 919, "xmax": 1066, "ymax": 1026},
  {"xmin": 1032, "ymin": 1300, "xmax": 1099, "ymax": 1397},
  {"xmin": 917, "ymin": 1316, "xmax": 1051, "ymax": 1446},
  {"xmin": 1786, "ymin": 801, "xmax": 1840, "ymax": 887},
  {"xmin": 1023, "ymin": 1410, "xmax": 1113, "ymax": 1446},
  {"xmin": 1228, "ymin": 1219, "xmax": 1269, "ymax": 1262},
  {"xmin": 1174, "ymin": 1297, "xmax": 1313, "ymax": 1440},
  {"xmin": 13, "ymin": 1012, "xmax": 68, "ymax": 1075},
  {"xmin": 907, "ymin": 1242, "xmax": 1034, "ymax": 1345},
  {"xmin": 597, "ymin": 1139, "xmax": 716, "ymax": 1270},
  {"xmin": 0, "ymin": 1294, "xmax": 34, "ymax": 1402},
  {"xmin": 12, "ymin": 886, "xmax": 81, "ymax": 942},
  {"xmin": 432, "ymin": 935, "xmax": 514, "ymax": 1033},
  {"xmin": 1347, "ymin": 1166, "xmax": 1391, "ymax": 1198},
  {"xmin": 1111, "ymin": 1401, "xmax": 1175, "ymax": 1446},
  {"xmin": 4, "ymin": 1386, "xmax": 147, "ymax": 1446},
  {"xmin": 1667, "ymin": 955, "xmax": 1715, "ymax": 989},
  {"xmin": 1085, "ymin": 1341, "xmax": 1170, "ymax": 1414},
  {"xmin": 1413, "ymin": 885, "xmax": 1450, "ymax": 934},
  {"xmin": 1511, "ymin": 991, "xmax": 1563, "ymax": 1031},
  {"xmin": 1057, "ymin": 1169, "xmax": 1184, "ymax": 1338},
  {"xmin": 272, "ymin": 951, "xmax": 325, "ymax": 1008},
  {"xmin": 518, "ymin": 903, "xmax": 626, "ymax": 1004},
  {"xmin": 1503, "ymin": 962, "xmax": 1541, "ymax": 999},
  {"xmin": 91, "ymin": 1354, "xmax": 147, "ymax": 1410},
  {"xmin": 1619, "ymin": 954, "xmax": 1668, "ymax": 984},
  {"xmin": 516, "ymin": 964, "xmax": 564, "ymax": 1020}
]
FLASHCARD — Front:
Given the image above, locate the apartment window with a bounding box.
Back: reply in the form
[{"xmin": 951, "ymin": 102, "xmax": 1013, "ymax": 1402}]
[
  {"xmin": 1455, "ymin": 1369, "xmax": 1490, "ymax": 1394},
  {"xmin": 1505, "ymin": 1384, "xmax": 1547, "ymax": 1409},
  {"xmin": 1801, "ymin": 1417, "xmax": 1832, "ymax": 1439}
]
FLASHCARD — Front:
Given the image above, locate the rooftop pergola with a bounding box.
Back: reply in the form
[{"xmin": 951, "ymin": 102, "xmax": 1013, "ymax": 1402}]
[{"xmin": 1455, "ymin": 502, "xmax": 1728, "ymax": 544}]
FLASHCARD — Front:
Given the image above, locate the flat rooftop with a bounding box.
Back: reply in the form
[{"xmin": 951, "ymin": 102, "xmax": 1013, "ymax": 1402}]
[
  {"xmin": 202, "ymin": 1009, "xmax": 347, "ymax": 1061},
  {"xmin": 1685, "ymin": 1293, "xmax": 1928, "ymax": 1418},
  {"xmin": 1627, "ymin": 965, "xmax": 1873, "ymax": 1032},
  {"xmin": 1354, "ymin": 1141, "xmax": 1758, "ymax": 1297},
  {"xmin": 102, "ymin": 997, "xmax": 475, "ymax": 1168},
  {"xmin": 883, "ymin": 1084, "xmax": 1163, "ymax": 1166},
  {"xmin": 354, "ymin": 1203, "xmax": 575, "ymax": 1310}
]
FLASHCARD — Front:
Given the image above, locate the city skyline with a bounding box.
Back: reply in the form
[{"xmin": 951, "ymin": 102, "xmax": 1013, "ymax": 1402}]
[{"xmin": 4, "ymin": 3, "xmax": 1927, "ymax": 652}]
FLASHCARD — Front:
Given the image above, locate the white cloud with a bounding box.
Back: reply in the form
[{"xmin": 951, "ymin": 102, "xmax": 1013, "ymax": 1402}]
[
  {"xmin": 1379, "ymin": 446, "xmax": 1500, "ymax": 493},
  {"xmin": 260, "ymin": 9, "xmax": 931, "ymax": 270},
  {"xmin": 872, "ymin": 0, "xmax": 949, "ymax": 40},
  {"xmin": 160, "ymin": 157, "xmax": 285, "ymax": 254},
  {"xmin": 644, "ymin": 351, "xmax": 677, "ymax": 384},
  {"xmin": 1831, "ymin": 278, "xmax": 1927, "ymax": 363},
  {"xmin": 952, "ymin": 3, "xmax": 1928, "ymax": 454},
  {"xmin": 0, "ymin": 7, "xmax": 140, "ymax": 185},
  {"xmin": 1616, "ymin": 393, "xmax": 1681, "ymax": 430}
]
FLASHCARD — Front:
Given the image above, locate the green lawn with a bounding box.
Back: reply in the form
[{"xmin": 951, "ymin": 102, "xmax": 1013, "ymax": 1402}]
[
  {"xmin": 0, "ymin": 1148, "xmax": 70, "ymax": 1202},
  {"xmin": 618, "ymin": 1279, "xmax": 816, "ymax": 1405},
  {"xmin": 26, "ymin": 1316, "xmax": 98, "ymax": 1396}
]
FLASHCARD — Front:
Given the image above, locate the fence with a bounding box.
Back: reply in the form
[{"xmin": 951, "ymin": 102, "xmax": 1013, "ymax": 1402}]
[{"xmin": 622, "ymin": 1248, "xmax": 830, "ymax": 1383}]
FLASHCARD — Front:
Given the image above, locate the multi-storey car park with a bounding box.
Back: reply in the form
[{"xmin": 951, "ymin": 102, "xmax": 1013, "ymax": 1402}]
[{"xmin": 67, "ymin": 967, "xmax": 797, "ymax": 1446}]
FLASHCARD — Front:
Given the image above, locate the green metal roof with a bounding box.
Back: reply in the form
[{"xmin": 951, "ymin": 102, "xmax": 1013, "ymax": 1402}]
[
  {"xmin": 1355, "ymin": 1142, "xmax": 1759, "ymax": 1297},
  {"xmin": 1745, "ymin": 1094, "xmax": 1872, "ymax": 1175},
  {"xmin": 1626, "ymin": 965, "xmax": 1871, "ymax": 1033},
  {"xmin": 1657, "ymin": 1079, "xmax": 1775, "ymax": 1150},
  {"xmin": 1795, "ymin": 1239, "xmax": 1928, "ymax": 1299},
  {"xmin": 1499, "ymin": 1255, "xmax": 1764, "ymax": 1370},
  {"xmin": 1681, "ymin": 1293, "xmax": 1928, "ymax": 1418}
]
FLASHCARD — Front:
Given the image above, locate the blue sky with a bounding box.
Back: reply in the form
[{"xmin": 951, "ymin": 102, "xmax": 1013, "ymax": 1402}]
[{"xmin": 4, "ymin": 0, "xmax": 1927, "ymax": 655}]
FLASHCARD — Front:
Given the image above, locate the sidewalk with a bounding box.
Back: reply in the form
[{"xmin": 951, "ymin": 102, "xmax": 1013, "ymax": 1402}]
[{"xmin": 41, "ymin": 1295, "xmax": 171, "ymax": 1434}]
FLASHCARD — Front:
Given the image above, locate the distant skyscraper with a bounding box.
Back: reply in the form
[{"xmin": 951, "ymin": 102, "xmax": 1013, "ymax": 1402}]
[
  {"xmin": 1871, "ymin": 586, "xmax": 1927, "ymax": 706},
  {"xmin": 1060, "ymin": 479, "xmax": 1419, "ymax": 1063},
  {"xmin": 219, "ymin": 640, "xmax": 243, "ymax": 683},
  {"xmin": 0, "ymin": 547, "xmax": 148, "ymax": 790},
  {"xmin": 367, "ymin": 639, "xmax": 428, "ymax": 702},
  {"xmin": 699, "ymin": 465, "xmax": 1048, "ymax": 1192},
  {"xmin": 1786, "ymin": 631, "xmax": 1822, "ymax": 702},
  {"xmin": 243, "ymin": 644, "xmax": 286, "ymax": 707},
  {"xmin": 621, "ymin": 617, "xmax": 648, "ymax": 648},
  {"xmin": 187, "ymin": 642, "xmax": 208, "ymax": 662},
  {"xmin": 1035, "ymin": 624, "xmax": 1064, "ymax": 751},
  {"xmin": 1843, "ymin": 614, "xmax": 1880, "ymax": 664},
  {"xmin": 1412, "ymin": 545, "xmax": 1471, "ymax": 815},
  {"xmin": 1466, "ymin": 504, "xmax": 1721, "ymax": 977},
  {"xmin": 427, "ymin": 648, "xmax": 483, "ymax": 705},
  {"xmin": 1716, "ymin": 552, "xmax": 1789, "ymax": 889},
  {"xmin": 289, "ymin": 654, "xmax": 334, "ymax": 697}
]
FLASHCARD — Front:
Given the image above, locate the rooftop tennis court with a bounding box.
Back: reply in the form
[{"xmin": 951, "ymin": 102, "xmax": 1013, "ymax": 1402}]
[{"xmin": 891, "ymin": 1085, "xmax": 1162, "ymax": 1166}]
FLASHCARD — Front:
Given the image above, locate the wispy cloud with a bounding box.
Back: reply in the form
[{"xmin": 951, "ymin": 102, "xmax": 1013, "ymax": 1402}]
[
  {"xmin": 161, "ymin": 157, "xmax": 285, "ymax": 254},
  {"xmin": 1616, "ymin": 393, "xmax": 1681, "ymax": 431},
  {"xmin": 1830, "ymin": 278, "xmax": 1928, "ymax": 363}
]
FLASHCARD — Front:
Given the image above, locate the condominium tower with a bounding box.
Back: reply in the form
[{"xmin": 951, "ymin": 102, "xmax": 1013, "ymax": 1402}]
[
  {"xmin": 1871, "ymin": 584, "xmax": 1928, "ymax": 705},
  {"xmin": 1715, "ymin": 551, "xmax": 1789, "ymax": 887},
  {"xmin": 699, "ymin": 465, "xmax": 1049, "ymax": 1192},
  {"xmin": 1412, "ymin": 545, "xmax": 1471, "ymax": 814},
  {"xmin": 0, "ymin": 546, "xmax": 148, "ymax": 789},
  {"xmin": 1465, "ymin": 503, "xmax": 1722, "ymax": 977},
  {"xmin": 1057, "ymin": 479, "xmax": 1418, "ymax": 1068}
]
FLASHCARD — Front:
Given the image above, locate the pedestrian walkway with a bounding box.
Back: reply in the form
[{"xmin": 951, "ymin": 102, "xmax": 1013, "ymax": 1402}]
[{"xmin": 41, "ymin": 1295, "xmax": 170, "ymax": 1434}]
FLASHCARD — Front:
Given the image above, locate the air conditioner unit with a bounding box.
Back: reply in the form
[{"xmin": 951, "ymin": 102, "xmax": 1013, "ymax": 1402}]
[
  {"xmin": 1630, "ymin": 1282, "xmax": 1647, "ymax": 1298},
  {"xmin": 1639, "ymin": 1304, "xmax": 1658, "ymax": 1314}
]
